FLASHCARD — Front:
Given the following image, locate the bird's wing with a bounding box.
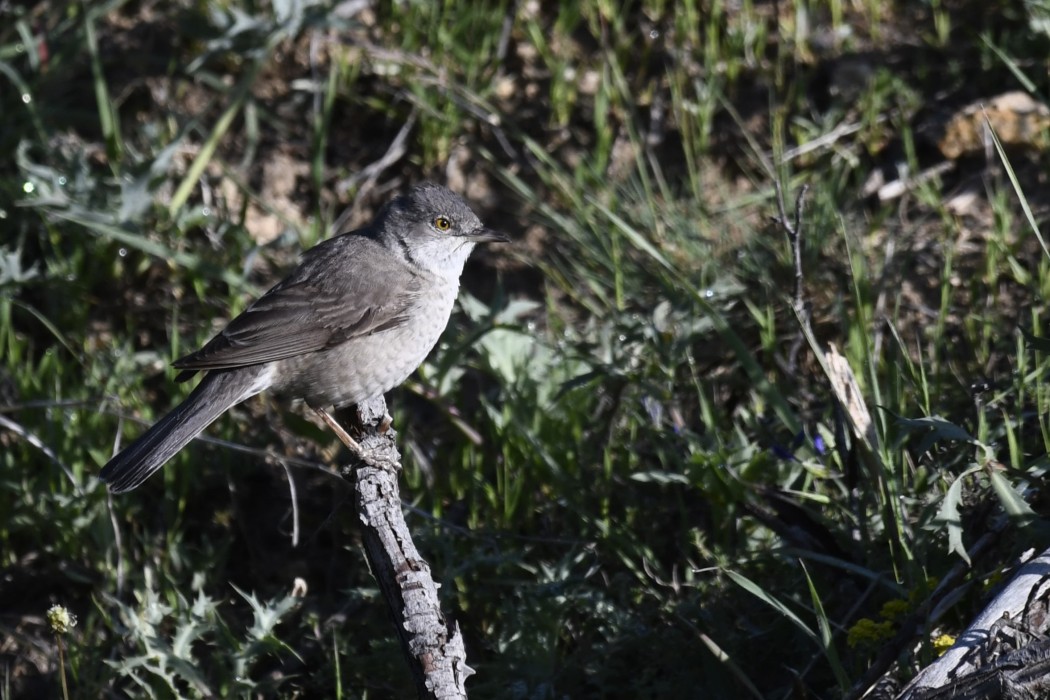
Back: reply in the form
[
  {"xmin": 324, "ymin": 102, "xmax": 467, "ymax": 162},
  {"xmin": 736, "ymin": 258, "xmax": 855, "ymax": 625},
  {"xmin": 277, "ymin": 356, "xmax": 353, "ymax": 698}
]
[{"xmin": 172, "ymin": 235, "xmax": 421, "ymax": 379}]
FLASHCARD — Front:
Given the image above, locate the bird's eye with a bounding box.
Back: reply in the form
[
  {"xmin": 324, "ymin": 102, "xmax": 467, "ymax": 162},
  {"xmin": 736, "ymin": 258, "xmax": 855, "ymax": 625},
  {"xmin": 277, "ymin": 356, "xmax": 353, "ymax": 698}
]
[{"xmin": 433, "ymin": 216, "xmax": 452, "ymax": 232}]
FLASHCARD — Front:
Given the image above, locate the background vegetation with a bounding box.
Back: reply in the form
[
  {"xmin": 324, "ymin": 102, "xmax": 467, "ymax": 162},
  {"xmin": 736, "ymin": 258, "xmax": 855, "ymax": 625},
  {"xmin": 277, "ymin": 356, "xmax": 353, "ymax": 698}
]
[{"xmin": 4, "ymin": 0, "xmax": 1050, "ymax": 697}]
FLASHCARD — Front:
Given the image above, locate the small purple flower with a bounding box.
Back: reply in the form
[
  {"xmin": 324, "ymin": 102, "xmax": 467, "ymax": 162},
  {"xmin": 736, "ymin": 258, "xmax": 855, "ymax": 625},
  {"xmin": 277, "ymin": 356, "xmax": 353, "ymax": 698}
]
[
  {"xmin": 773, "ymin": 431, "xmax": 826, "ymax": 461},
  {"xmin": 813, "ymin": 434, "xmax": 826, "ymax": 455}
]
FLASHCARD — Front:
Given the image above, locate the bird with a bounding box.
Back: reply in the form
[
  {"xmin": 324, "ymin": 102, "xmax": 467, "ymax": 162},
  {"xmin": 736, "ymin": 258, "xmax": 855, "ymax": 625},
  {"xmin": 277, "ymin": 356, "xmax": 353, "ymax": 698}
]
[{"xmin": 99, "ymin": 182, "xmax": 507, "ymax": 493}]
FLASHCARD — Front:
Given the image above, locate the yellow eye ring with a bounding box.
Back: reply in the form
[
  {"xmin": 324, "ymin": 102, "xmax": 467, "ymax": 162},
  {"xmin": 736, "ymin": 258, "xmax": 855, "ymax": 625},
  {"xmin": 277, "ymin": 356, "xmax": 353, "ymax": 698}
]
[{"xmin": 433, "ymin": 216, "xmax": 451, "ymax": 232}]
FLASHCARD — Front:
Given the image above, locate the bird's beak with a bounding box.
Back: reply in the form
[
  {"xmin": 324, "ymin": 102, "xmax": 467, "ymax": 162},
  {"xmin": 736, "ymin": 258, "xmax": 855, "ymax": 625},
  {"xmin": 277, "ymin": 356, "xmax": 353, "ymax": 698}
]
[{"xmin": 464, "ymin": 226, "xmax": 510, "ymax": 243}]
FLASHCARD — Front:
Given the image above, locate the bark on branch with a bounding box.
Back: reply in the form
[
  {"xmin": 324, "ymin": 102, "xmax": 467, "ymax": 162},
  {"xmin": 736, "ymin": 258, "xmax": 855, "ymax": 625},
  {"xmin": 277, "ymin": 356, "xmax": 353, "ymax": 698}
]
[
  {"xmin": 342, "ymin": 396, "xmax": 472, "ymax": 699},
  {"xmin": 894, "ymin": 547, "xmax": 1050, "ymax": 700}
]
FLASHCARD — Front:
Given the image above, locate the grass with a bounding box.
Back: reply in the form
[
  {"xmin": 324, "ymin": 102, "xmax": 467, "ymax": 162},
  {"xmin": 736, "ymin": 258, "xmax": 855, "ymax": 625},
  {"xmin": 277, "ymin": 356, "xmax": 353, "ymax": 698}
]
[{"xmin": 4, "ymin": 0, "xmax": 1050, "ymax": 697}]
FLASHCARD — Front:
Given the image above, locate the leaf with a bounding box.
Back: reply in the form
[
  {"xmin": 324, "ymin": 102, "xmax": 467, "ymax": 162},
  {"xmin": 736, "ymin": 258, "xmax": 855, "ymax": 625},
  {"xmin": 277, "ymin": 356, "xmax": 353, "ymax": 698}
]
[
  {"xmin": 937, "ymin": 470, "xmax": 972, "ymax": 565},
  {"xmin": 231, "ymin": 583, "xmax": 299, "ymax": 640},
  {"xmin": 48, "ymin": 209, "xmax": 253, "ymax": 293},
  {"xmin": 895, "ymin": 415, "xmax": 975, "ymax": 443},
  {"xmin": 988, "ymin": 469, "xmax": 1037, "ymax": 520},
  {"xmin": 1020, "ymin": 326, "xmax": 1050, "ymax": 353},
  {"xmin": 0, "ymin": 246, "xmax": 39, "ymax": 286},
  {"xmin": 118, "ymin": 138, "xmax": 182, "ymax": 222},
  {"xmin": 630, "ymin": 470, "xmax": 690, "ymax": 485},
  {"xmin": 800, "ymin": 561, "xmax": 850, "ymax": 691},
  {"xmin": 726, "ymin": 570, "xmax": 816, "ymax": 642},
  {"xmin": 587, "ymin": 196, "xmax": 674, "ymax": 272}
]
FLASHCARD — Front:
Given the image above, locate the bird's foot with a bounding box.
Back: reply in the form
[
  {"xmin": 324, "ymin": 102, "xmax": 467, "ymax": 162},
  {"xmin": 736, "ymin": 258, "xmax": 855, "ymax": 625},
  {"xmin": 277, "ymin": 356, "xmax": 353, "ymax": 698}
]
[{"xmin": 314, "ymin": 406, "xmax": 363, "ymax": 456}]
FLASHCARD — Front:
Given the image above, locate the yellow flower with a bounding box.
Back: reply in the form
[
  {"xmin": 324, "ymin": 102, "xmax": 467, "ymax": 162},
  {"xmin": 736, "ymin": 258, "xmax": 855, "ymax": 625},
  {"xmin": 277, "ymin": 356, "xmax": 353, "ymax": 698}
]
[
  {"xmin": 847, "ymin": 618, "xmax": 894, "ymax": 649},
  {"xmin": 879, "ymin": 598, "xmax": 909, "ymax": 622},
  {"xmin": 932, "ymin": 633, "xmax": 956, "ymax": 655}
]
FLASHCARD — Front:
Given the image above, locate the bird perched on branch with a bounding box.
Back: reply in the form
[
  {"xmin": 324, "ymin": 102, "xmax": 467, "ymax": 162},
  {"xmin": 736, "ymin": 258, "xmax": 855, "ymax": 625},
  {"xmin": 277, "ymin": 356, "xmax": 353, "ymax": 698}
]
[{"xmin": 100, "ymin": 182, "xmax": 507, "ymax": 493}]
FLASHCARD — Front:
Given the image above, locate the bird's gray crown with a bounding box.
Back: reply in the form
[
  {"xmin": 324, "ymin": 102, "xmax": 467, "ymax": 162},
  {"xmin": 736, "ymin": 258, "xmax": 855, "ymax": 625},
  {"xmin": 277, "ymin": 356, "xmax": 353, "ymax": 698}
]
[{"xmin": 379, "ymin": 181, "xmax": 483, "ymax": 240}]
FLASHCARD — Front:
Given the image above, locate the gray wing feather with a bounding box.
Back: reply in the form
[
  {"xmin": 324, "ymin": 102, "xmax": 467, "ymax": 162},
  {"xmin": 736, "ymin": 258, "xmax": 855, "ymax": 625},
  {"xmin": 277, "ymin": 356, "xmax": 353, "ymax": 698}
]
[{"xmin": 173, "ymin": 233, "xmax": 419, "ymax": 378}]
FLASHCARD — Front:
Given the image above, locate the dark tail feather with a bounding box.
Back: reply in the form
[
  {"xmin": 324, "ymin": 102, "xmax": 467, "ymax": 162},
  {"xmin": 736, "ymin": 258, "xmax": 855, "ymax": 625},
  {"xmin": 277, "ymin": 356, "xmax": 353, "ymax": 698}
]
[{"xmin": 100, "ymin": 367, "xmax": 268, "ymax": 493}]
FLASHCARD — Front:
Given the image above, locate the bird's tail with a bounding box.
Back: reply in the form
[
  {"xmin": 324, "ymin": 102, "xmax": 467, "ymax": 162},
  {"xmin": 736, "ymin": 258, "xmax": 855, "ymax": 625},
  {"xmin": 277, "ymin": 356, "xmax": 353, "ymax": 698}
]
[{"xmin": 99, "ymin": 366, "xmax": 271, "ymax": 493}]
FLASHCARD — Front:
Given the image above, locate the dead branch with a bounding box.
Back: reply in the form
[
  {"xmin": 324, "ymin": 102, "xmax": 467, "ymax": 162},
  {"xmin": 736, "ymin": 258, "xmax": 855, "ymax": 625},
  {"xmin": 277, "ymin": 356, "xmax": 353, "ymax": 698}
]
[{"xmin": 343, "ymin": 396, "xmax": 472, "ymax": 699}]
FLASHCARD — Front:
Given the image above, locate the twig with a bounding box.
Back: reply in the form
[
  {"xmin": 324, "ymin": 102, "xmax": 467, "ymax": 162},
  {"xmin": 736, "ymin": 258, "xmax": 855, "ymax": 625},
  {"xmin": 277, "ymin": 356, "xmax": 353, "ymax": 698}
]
[
  {"xmin": 342, "ymin": 396, "xmax": 472, "ymax": 699},
  {"xmin": 774, "ymin": 181, "xmax": 809, "ymax": 325},
  {"xmin": 332, "ymin": 108, "xmax": 418, "ymax": 230},
  {"xmin": 281, "ymin": 460, "xmax": 300, "ymax": 547},
  {"xmin": 773, "ymin": 180, "xmax": 811, "ymax": 373},
  {"xmin": 873, "ymin": 161, "xmax": 955, "ymax": 202},
  {"xmin": 779, "ymin": 118, "xmax": 877, "ymax": 163}
]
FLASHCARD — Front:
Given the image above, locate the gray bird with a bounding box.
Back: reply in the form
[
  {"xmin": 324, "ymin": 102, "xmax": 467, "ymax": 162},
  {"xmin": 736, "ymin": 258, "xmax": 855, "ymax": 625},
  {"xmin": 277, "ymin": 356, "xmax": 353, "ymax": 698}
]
[{"xmin": 100, "ymin": 182, "xmax": 507, "ymax": 493}]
